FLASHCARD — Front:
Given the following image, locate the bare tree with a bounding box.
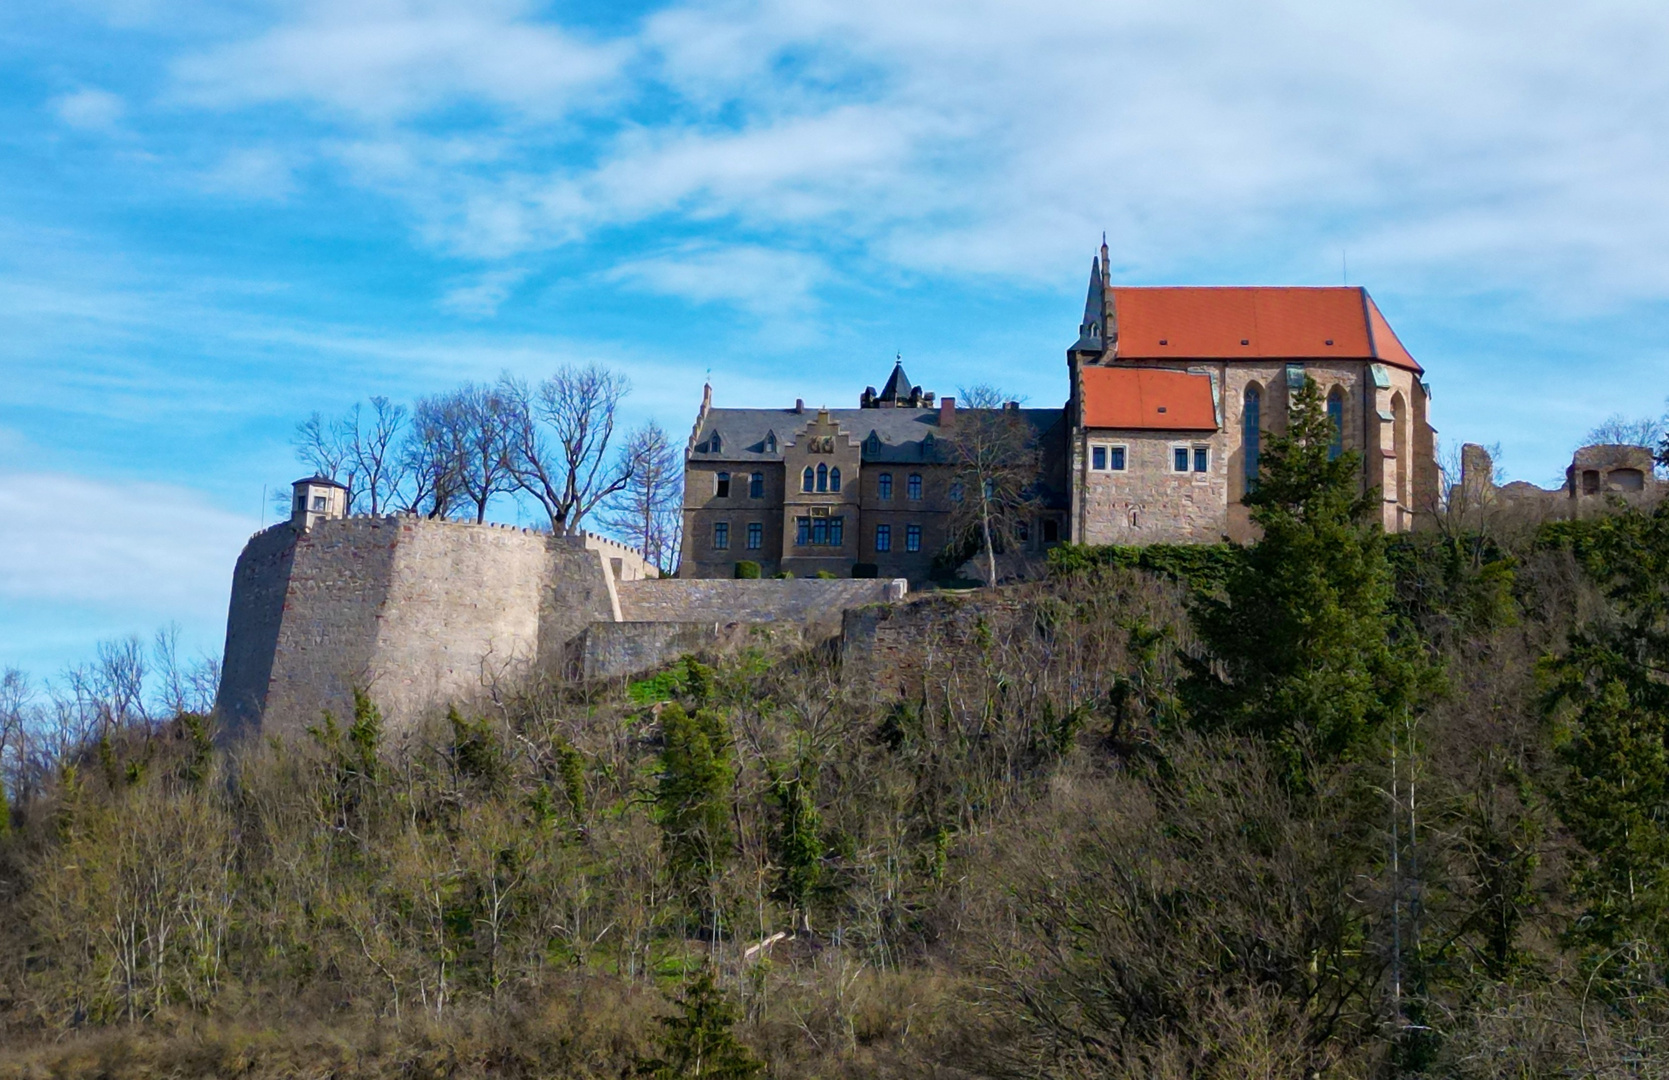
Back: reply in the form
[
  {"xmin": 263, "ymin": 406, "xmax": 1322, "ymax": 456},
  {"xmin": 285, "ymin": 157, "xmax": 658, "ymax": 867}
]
[
  {"xmin": 452, "ymin": 383, "xmax": 517, "ymax": 524},
  {"xmin": 293, "ymin": 411, "xmax": 359, "ymax": 503},
  {"xmin": 598, "ymin": 421, "xmax": 683, "ymax": 574},
  {"xmin": 1584, "ymin": 411, "xmax": 1665, "ymax": 450},
  {"xmin": 947, "ymin": 384, "xmax": 1041, "ymax": 586},
  {"xmin": 0, "ymin": 667, "xmax": 30, "ymax": 814},
  {"xmin": 401, "ymin": 393, "xmax": 468, "ymax": 519},
  {"xmin": 503, "ymin": 364, "xmax": 635, "ymax": 534},
  {"xmin": 351, "ymin": 396, "xmax": 409, "ymax": 515}
]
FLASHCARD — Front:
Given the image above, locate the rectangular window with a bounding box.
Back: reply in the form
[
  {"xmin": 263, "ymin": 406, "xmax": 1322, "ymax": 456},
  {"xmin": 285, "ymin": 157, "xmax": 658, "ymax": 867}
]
[
  {"xmin": 875, "ymin": 524, "xmax": 891, "ymax": 552},
  {"xmin": 795, "ymin": 516, "xmax": 844, "ymax": 546},
  {"xmin": 746, "ymin": 522, "xmax": 762, "ymax": 550},
  {"xmin": 1043, "ymin": 519, "xmax": 1059, "ymax": 543},
  {"xmin": 1194, "ymin": 447, "xmax": 1209, "ymax": 473},
  {"xmin": 1173, "ymin": 447, "xmax": 1190, "ymax": 473},
  {"xmin": 715, "ymin": 472, "xmax": 731, "ymax": 498},
  {"xmin": 749, "ymin": 472, "xmax": 764, "ymax": 498},
  {"xmin": 878, "ymin": 473, "xmax": 893, "ymax": 500},
  {"xmin": 1091, "ymin": 444, "xmax": 1128, "ymax": 471},
  {"xmin": 907, "ymin": 473, "xmax": 922, "ymax": 500},
  {"xmin": 311, "ymin": 495, "xmax": 328, "ymax": 511},
  {"xmin": 906, "ymin": 524, "xmax": 921, "ymax": 552},
  {"xmin": 713, "ymin": 522, "xmax": 729, "ymax": 549}
]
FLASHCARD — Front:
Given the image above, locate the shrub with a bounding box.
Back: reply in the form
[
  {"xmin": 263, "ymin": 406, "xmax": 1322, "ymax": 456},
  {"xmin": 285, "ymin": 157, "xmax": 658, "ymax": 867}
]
[{"xmin": 733, "ymin": 561, "xmax": 761, "ymax": 579}]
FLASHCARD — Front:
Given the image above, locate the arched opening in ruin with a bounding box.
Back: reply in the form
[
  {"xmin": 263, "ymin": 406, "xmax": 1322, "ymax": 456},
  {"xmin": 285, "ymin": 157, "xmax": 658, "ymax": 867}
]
[
  {"xmin": 1391, "ymin": 391, "xmax": 1408, "ymax": 510},
  {"xmin": 1608, "ymin": 468, "xmax": 1645, "ymax": 492}
]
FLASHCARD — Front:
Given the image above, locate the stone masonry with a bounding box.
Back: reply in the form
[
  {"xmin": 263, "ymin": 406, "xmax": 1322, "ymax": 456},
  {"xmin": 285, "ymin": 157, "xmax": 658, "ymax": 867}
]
[{"xmin": 217, "ymin": 488, "xmax": 909, "ymax": 740}]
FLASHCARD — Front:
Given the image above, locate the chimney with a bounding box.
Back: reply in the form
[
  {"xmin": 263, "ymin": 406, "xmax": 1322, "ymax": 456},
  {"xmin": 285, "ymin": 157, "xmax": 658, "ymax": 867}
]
[
  {"xmin": 1004, "ymin": 401, "xmax": 1019, "ymax": 412},
  {"xmin": 794, "ymin": 398, "xmax": 804, "ymax": 414},
  {"xmin": 939, "ymin": 396, "xmax": 955, "ymax": 429}
]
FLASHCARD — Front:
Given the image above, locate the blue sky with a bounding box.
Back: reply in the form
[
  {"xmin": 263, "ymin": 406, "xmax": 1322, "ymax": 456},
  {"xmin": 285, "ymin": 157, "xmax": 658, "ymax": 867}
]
[{"xmin": 3, "ymin": 0, "xmax": 1668, "ymax": 682}]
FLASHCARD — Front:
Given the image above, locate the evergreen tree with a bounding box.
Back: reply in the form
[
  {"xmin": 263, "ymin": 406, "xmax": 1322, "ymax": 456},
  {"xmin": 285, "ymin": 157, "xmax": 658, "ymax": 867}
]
[
  {"xmin": 656, "ymin": 703, "xmax": 735, "ymax": 921},
  {"xmin": 635, "ymin": 965, "xmax": 764, "ymax": 1079},
  {"xmin": 769, "ymin": 765, "xmax": 823, "ymax": 930},
  {"xmin": 1185, "ymin": 377, "xmax": 1427, "ymax": 769},
  {"xmin": 1546, "ymin": 500, "xmax": 1669, "ymax": 970}
]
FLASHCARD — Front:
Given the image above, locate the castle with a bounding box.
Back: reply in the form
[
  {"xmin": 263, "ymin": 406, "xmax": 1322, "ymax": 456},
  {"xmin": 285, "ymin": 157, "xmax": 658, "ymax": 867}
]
[
  {"xmin": 216, "ymin": 478, "xmax": 905, "ymax": 738},
  {"xmin": 220, "ymin": 249, "xmax": 1454, "ymax": 738},
  {"xmin": 681, "ymin": 242, "xmax": 1438, "ymax": 582}
]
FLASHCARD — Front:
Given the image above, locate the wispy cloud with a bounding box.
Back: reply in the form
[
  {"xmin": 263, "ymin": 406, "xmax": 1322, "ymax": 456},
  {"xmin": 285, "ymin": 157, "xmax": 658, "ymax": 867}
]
[
  {"xmin": 198, "ymin": 146, "xmax": 300, "ymax": 200},
  {"xmin": 172, "ymin": 0, "xmax": 629, "ymax": 121},
  {"xmin": 0, "ymin": 471, "xmax": 255, "ymax": 615},
  {"xmin": 605, "ymin": 243, "xmax": 826, "ymax": 318},
  {"xmin": 52, "ymin": 87, "xmax": 126, "ymax": 131},
  {"xmin": 438, "ymin": 267, "xmax": 528, "ymax": 317}
]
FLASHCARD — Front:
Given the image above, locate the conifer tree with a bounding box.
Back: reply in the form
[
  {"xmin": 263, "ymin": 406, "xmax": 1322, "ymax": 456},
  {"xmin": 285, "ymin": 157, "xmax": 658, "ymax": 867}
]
[
  {"xmin": 634, "ymin": 964, "xmax": 764, "ymax": 1079},
  {"xmin": 769, "ymin": 765, "xmax": 823, "ymax": 931},
  {"xmin": 1185, "ymin": 377, "xmax": 1426, "ymax": 769},
  {"xmin": 1546, "ymin": 500, "xmax": 1669, "ymax": 967},
  {"xmin": 656, "ymin": 703, "xmax": 735, "ymax": 922}
]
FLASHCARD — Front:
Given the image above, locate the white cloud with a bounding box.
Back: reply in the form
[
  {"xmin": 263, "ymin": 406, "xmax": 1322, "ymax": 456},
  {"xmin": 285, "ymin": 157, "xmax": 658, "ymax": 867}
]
[
  {"xmin": 438, "ymin": 267, "xmax": 528, "ymax": 317},
  {"xmin": 173, "ymin": 0, "xmax": 628, "ymax": 121},
  {"xmin": 52, "ymin": 87, "xmax": 126, "ymax": 131},
  {"xmin": 0, "ymin": 472, "xmax": 256, "ymax": 618},
  {"xmin": 605, "ymin": 243, "xmax": 825, "ymax": 318},
  {"xmin": 199, "ymin": 146, "xmax": 299, "ymax": 200}
]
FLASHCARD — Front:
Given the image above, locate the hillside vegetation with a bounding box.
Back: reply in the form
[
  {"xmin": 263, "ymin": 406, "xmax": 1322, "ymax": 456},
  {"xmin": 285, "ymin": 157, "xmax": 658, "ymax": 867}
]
[{"xmin": 4, "ymin": 385, "xmax": 1669, "ymax": 1078}]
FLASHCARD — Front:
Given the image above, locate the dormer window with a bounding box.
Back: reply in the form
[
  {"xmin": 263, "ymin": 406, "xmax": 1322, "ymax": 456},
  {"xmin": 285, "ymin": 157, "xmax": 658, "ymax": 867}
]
[
  {"xmin": 764, "ymin": 432, "xmax": 777, "ymax": 454},
  {"xmin": 709, "ymin": 432, "xmax": 722, "ymax": 454}
]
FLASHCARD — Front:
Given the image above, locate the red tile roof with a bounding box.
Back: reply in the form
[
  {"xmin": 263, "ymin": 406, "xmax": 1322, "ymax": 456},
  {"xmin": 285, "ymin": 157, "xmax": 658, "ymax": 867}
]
[
  {"xmin": 1081, "ymin": 367, "xmax": 1218, "ymax": 431},
  {"xmin": 1108, "ymin": 286, "xmax": 1422, "ymax": 373}
]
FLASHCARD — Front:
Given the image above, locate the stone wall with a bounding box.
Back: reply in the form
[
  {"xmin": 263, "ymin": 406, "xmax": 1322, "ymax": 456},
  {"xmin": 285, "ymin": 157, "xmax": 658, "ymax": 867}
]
[
  {"xmin": 617, "ymin": 577, "xmax": 906, "ymax": 633},
  {"xmin": 218, "ymin": 517, "xmax": 910, "ymax": 739},
  {"xmin": 217, "ymin": 517, "xmax": 616, "ymax": 740},
  {"xmin": 841, "ymin": 590, "xmax": 1021, "ymax": 697}
]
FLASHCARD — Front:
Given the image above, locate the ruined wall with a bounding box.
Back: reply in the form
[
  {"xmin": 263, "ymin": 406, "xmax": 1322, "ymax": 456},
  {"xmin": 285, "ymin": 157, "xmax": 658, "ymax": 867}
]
[
  {"xmin": 617, "ymin": 578, "xmax": 906, "ymax": 634},
  {"xmin": 841, "ymin": 590, "xmax": 1022, "ymax": 697}
]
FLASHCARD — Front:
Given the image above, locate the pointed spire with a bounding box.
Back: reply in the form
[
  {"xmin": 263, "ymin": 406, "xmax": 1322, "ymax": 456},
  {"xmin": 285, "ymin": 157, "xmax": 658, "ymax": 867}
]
[
  {"xmin": 1073, "ymin": 252, "xmax": 1107, "ymax": 355},
  {"xmin": 878, "ymin": 358, "xmax": 913, "ymax": 404},
  {"xmin": 1100, "ymin": 232, "xmax": 1110, "ymax": 278}
]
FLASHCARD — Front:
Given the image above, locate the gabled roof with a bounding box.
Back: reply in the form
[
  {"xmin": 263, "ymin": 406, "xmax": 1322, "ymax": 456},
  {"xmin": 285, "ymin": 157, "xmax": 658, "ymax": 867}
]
[
  {"xmin": 1080, "ymin": 368, "xmax": 1218, "ymax": 431},
  {"xmin": 1108, "ymin": 286, "xmax": 1422, "ymax": 373}
]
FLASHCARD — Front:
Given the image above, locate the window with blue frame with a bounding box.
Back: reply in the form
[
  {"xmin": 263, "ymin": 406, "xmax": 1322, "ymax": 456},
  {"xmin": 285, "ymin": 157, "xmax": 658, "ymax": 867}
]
[
  {"xmin": 713, "ymin": 522, "xmax": 729, "ymax": 549},
  {"xmin": 746, "ymin": 522, "xmax": 762, "ymax": 550},
  {"xmin": 875, "ymin": 524, "xmax": 891, "ymax": 552},
  {"xmin": 749, "ymin": 472, "xmax": 764, "ymax": 498},
  {"xmin": 801, "ymin": 466, "xmax": 814, "ymax": 492},
  {"xmin": 830, "ymin": 467, "xmax": 841, "ymax": 492},
  {"xmin": 878, "ymin": 472, "xmax": 893, "ymax": 499},
  {"xmin": 905, "ymin": 524, "xmax": 921, "ymax": 552},
  {"xmin": 907, "ymin": 473, "xmax": 922, "ymax": 500}
]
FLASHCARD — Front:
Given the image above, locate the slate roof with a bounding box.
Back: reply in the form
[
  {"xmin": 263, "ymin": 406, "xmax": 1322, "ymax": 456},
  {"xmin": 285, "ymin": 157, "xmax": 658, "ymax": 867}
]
[
  {"xmin": 690, "ymin": 406, "xmax": 1063, "ymax": 465},
  {"xmin": 877, "ymin": 362, "xmax": 915, "ymax": 403},
  {"xmin": 1107, "ymin": 286, "xmax": 1422, "ymax": 373}
]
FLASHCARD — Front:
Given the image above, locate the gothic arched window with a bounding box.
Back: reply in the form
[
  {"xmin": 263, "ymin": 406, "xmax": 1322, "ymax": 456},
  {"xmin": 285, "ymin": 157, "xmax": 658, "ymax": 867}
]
[
  {"xmin": 1243, "ymin": 384, "xmax": 1262, "ymax": 489},
  {"xmin": 1326, "ymin": 387, "xmax": 1345, "ymax": 460},
  {"xmin": 816, "ymin": 463, "xmax": 828, "ymax": 492},
  {"xmin": 829, "ymin": 466, "xmax": 841, "ymax": 492},
  {"xmin": 802, "ymin": 466, "xmax": 815, "ymax": 492}
]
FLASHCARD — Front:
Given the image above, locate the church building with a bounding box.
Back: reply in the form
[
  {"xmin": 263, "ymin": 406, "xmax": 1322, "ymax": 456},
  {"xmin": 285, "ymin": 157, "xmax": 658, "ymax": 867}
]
[{"xmin": 679, "ymin": 244, "xmax": 1437, "ymax": 581}]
